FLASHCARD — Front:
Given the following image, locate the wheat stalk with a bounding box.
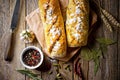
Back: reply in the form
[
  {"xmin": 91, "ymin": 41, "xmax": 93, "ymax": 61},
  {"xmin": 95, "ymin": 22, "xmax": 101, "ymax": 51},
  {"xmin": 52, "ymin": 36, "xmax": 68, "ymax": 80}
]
[
  {"xmin": 102, "ymin": 9, "xmax": 120, "ymax": 27},
  {"xmin": 101, "ymin": 14, "xmax": 113, "ymax": 32}
]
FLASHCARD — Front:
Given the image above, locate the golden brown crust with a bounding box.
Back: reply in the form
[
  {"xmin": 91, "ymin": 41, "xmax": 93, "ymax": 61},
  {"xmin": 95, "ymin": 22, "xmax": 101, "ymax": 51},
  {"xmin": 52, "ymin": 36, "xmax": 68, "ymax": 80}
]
[
  {"xmin": 38, "ymin": 0, "xmax": 67, "ymax": 58},
  {"xmin": 66, "ymin": 0, "xmax": 89, "ymax": 47}
]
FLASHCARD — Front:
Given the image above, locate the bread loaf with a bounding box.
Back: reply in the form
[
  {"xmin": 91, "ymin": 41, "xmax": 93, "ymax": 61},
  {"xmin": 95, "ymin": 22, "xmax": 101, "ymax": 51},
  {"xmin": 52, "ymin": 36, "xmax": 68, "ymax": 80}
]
[
  {"xmin": 38, "ymin": 0, "xmax": 67, "ymax": 58},
  {"xmin": 66, "ymin": 0, "xmax": 89, "ymax": 47}
]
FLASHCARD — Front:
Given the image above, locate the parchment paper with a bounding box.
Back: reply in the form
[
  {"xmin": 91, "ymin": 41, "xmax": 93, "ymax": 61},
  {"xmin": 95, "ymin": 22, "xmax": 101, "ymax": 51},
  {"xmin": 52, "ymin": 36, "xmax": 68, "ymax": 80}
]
[{"xmin": 26, "ymin": 0, "xmax": 97, "ymax": 62}]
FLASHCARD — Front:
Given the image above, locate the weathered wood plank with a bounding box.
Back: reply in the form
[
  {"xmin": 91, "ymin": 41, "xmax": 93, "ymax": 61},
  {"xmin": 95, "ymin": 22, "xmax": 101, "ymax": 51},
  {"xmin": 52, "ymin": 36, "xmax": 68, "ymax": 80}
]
[
  {"xmin": 88, "ymin": 0, "xmax": 119, "ymax": 80},
  {"xmin": 7, "ymin": 0, "xmax": 26, "ymax": 80},
  {"xmin": 117, "ymin": 0, "xmax": 120, "ymax": 80},
  {"xmin": 89, "ymin": 1, "xmax": 104, "ymax": 79},
  {"xmin": 88, "ymin": 61, "xmax": 94, "ymax": 80},
  {"xmin": 95, "ymin": 24, "xmax": 105, "ymax": 80},
  {"xmin": 73, "ymin": 56, "xmax": 79, "ymax": 80},
  {"xmin": 40, "ymin": 58, "xmax": 57, "ymax": 80},
  {"xmin": 26, "ymin": 0, "xmax": 42, "ymax": 80},
  {"xmin": 0, "ymin": 1, "xmax": 12, "ymax": 80},
  {"xmin": 0, "ymin": 0, "xmax": 4, "ymax": 38},
  {"xmin": 0, "ymin": 0, "xmax": 7, "ymax": 79},
  {"xmin": 81, "ymin": 60, "xmax": 89, "ymax": 80},
  {"xmin": 59, "ymin": 61, "xmax": 73, "ymax": 80},
  {"xmin": 103, "ymin": 0, "xmax": 118, "ymax": 80},
  {"xmin": 0, "ymin": 0, "xmax": 26, "ymax": 80}
]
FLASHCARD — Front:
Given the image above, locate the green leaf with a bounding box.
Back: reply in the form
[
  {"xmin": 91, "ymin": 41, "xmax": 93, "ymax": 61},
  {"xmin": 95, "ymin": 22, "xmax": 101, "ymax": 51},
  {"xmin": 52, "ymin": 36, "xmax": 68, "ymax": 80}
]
[
  {"xmin": 81, "ymin": 47, "xmax": 102, "ymax": 61},
  {"xmin": 100, "ymin": 44, "xmax": 107, "ymax": 53},
  {"xmin": 81, "ymin": 37, "xmax": 115, "ymax": 76},
  {"xmin": 92, "ymin": 49, "xmax": 102, "ymax": 59},
  {"xmin": 81, "ymin": 47, "xmax": 93, "ymax": 61},
  {"xmin": 80, "ymin": 47, "xmax": 102, "ymax": 75},
  {"xmin": 94, "ymin": 58, "xmax": 100, "ymax": 75},
  {"xmin": 17, "ymin": 69, "xmax": 42, "ymax": 80},
  {"xmin": 96, "ymin": 38, "xmax": 115, "ymax": 45},
  {"xmin": 17, "ymin": 70, "xmax": 38, "ymax": 77}
]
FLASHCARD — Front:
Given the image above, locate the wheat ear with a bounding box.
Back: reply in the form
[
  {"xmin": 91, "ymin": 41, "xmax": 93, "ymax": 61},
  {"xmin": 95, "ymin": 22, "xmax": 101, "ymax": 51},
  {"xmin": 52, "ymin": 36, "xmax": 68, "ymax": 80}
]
[
  {"xmin": 101, "ymin": 14, "xmax": 113, "ymax": 32},
  {"xmin": 102, "ymin": 9, "xmax": 120, "ymax": 27}
]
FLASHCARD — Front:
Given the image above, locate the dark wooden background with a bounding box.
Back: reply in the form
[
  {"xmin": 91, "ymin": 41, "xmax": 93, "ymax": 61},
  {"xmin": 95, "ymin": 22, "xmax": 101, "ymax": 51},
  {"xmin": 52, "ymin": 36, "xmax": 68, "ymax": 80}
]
[{"xmin": 0, "ymin": 0, "xmax": 119, "ymax": 80}]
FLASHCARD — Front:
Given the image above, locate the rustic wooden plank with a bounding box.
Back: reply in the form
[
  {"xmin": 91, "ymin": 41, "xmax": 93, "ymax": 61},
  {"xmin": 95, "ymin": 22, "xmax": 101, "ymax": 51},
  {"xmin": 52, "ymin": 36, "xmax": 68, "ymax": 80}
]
[
  {"xmin": 7, "ymin": 0, "xmax": 26, "ymax": 80},
  {"xmin": 25, "ymin": 0, "xmax": 39, "ymax": 47},
  {"xmin": 87, "ymin": 26, "xmax": 103, "ymax": 80},
  {"xmin": 88, "ymin": 61, "xmax": 94, "ymax": 80},
  {"xmin": 59, "ymin": 61, "xmax": 73, "ymax": 80},
  {"xmin": 103, "ymin": 0, "xmax": 118, "ymax": 80},
  {"xmin": 0, "ymin": 0, "xmax": 12, "ymax": 80},
  {"xmin": 0, "ymin": 0, "xmax": 26, "ymax": 80},
  {"xmin": 89, "ymin": 4, "xmax": 104, "ymax": 79},
  {"xmin": 87, "ymin": 0, "xmax": 119, "ymax": 80},
  {"xmin": 2, "ymin": 0, "xmax": 11, "ymax": 33},
  {"xmin": 25, "ymin": 0, "xmax": 38, "ymax": 55},
  {"xmin": 95, "ymin": 24, "xmax": 104, "ymax": 80},
  {"xmin": 0, "ymin": 0, "xmax": 7, "ymax": 79},
  {"xmin": 40, "ymin": 58, "xmax": 57, "ymax": 80},
  {"xmin": 88, "ymin": 0, "xmax": 109, "ymax": 80},
  {"xmin": 25, "ymin": 0, "xmax": 42, "ymax": 80},
  {"xmin": 73, "ymin": 55, "xmax": 80, "ymax": 80},
  {"xmin": 0, "ymin": 0, "xmax": 4, "ymax": 38},
  {"xmin": 81, "ymin": 60, "xmax": 89, "ymax": 80},
  {"xmin": 117, "ymin": 0, "xmax": 120, "ymax": 80},
  {"xmin": 0, "ymin": 1, "xmax": 11, "ymax": 80},
  {"xmin": 73, "ymin": 55, "xmax": 89, "ymax": 80}
]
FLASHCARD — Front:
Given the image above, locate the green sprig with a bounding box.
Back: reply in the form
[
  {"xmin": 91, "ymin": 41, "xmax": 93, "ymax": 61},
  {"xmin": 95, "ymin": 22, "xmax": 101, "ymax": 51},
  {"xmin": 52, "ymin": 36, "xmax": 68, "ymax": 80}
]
[
  {"xmin": 81, "ymin": 38, "xmax": 115, "ymax": 75},
  {"xmin": 17, "ymin": 69, "xmax": 42, "ymax": 80},
  {"xmin": 96, "ymin": 38, "xmax": 115, "ymax": 45}
]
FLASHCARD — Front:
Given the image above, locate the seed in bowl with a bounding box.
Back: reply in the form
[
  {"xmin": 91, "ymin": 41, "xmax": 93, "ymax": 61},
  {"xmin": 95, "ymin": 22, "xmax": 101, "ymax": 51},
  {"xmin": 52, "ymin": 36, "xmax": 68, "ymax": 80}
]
[{"xmin": 22, "ymin": 49, "xmax": 41, "ymax": 66}]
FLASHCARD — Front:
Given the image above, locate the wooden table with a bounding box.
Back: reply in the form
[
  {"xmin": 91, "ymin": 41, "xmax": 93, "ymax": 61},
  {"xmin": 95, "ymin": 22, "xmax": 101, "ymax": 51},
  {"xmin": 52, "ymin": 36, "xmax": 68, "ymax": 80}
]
[{"xmin": 0, "ymin": 0, "xmax": 120, "ymax": 80}]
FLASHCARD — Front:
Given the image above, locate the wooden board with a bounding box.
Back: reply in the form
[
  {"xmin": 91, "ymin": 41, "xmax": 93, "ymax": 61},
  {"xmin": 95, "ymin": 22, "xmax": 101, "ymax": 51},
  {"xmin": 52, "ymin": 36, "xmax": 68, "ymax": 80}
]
[{"xmin": 0, "ymin": 0, "xmax": 120, "ymax": 80}]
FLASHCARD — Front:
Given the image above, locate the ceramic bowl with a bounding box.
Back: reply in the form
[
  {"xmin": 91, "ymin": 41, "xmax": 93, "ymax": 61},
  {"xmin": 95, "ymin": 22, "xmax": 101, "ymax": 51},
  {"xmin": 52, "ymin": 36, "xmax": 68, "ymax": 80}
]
[{"xmin": 20, "ymin": 46, "xmax": 44, "ymax": 69}]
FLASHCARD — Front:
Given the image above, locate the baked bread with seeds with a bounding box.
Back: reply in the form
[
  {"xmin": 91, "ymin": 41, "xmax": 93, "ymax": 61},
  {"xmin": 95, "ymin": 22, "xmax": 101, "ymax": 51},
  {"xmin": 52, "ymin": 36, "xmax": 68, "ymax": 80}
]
[
  {"xmin": 38, "ymin": 0, "xmax": 67, "ymax": 58},
  {"xmin": 66, "ymin": 0, "xmax": 89, "ymax": 47}
]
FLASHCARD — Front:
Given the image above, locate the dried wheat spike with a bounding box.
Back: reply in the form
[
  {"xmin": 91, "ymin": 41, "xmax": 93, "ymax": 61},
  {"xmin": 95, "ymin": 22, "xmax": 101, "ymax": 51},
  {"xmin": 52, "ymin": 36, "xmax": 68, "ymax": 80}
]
[
  {"xmin": 102, "ymin": 9, "xmax": 120, "ymax": 27},
  {"xmin": 101, "ymin": 14, "xmax": 113, "ymax": 32}
]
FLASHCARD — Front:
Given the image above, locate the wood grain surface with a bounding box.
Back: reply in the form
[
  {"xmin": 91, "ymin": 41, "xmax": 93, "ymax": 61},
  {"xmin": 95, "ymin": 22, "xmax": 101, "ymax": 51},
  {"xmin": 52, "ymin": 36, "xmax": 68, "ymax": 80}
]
[{"xmin": 0, "ymin": 0, "xmax": 119, "ymax": 80}]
